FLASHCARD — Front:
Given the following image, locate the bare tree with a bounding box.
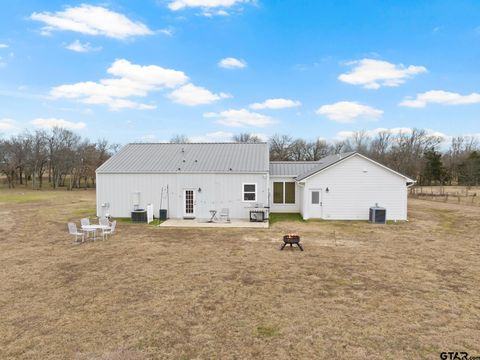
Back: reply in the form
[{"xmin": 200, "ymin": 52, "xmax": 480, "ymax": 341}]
[
  {"xmin": 232, "ymin": 133, "xmax": 262, "ymax": 143},
  {"xmin": 0, "ymin": 128, "xmax": 116, "ymax": 189},
  {"xmin": 269, "ymin": 134, "xmax": 293, "ymax": 160},
  {"xmin": 27, "ymin": 130, "xmax": 49, "ymax": 189},
  {"xmin": 343, "ymin": 130, "xmax": 371, "ymax": 154},
  {"xmin": 170, "ymin": 134, "xmax": 190, "ymax": 143}
]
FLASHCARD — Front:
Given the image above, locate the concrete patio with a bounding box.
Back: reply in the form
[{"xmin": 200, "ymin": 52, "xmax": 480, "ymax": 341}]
[{"xmin": 159, "ymin": 218, "xmax": 269, "ymax": 228}]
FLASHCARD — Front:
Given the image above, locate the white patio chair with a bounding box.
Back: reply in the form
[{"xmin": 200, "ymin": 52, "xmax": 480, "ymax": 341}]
[
  {"xmin": 102, "ymin": 220, "xmax": 117, "ymax": 240},
  {"xmin": 80, "ymin": 218, "xmax": 96, "ymax": 239},
  {"xmin": 219, "ymin": 208, "xmax": 230, "ymax": 222},
  {"xmin": 99, "ymin": 217, "xmax": 110, "ymax": 226},
  {"xmin": 68, "ymin": 223, "xmax": 84, "ymax": 243}
]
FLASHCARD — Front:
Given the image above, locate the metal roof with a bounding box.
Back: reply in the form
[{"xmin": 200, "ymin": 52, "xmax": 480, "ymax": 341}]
[
  {"xmin": 269, "ymin": 161, "xmax": 320, "ymax": 177},
  {"xmin": 295, "ymin": 152, "xmax": 356, "ymax": 181},
  {"xmin": 96, "ymin": 142, "xmax": 270, "ymax": 174}
]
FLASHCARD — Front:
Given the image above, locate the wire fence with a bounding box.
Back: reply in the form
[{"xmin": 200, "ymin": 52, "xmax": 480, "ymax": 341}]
[{"xmin": 409, "ymin": 186, "xmax": 480, "ymax": 206}]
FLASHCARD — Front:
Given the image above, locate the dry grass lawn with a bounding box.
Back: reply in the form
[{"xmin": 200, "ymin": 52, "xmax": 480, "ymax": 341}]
[{"xmin": 1, "ymin": 188, "xmax": 480, "ymax": 359}]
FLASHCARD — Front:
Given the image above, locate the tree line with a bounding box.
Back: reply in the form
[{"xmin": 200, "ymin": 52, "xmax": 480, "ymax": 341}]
[
  {"xmin": 172, "ymin": 130, "xmax": 480, "ymax": 186},
  {"xmin": 0, "ymin": 127, "xmax": 119, "ymax": 189},
  {"xmin": 2, "ymin": 127, "xmax": 478, "ymax": 189}
]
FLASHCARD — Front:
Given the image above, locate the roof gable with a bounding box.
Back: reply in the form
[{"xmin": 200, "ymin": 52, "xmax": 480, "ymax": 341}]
[
  {"xmin": 295, "ymin": 152, "xmax": 356, "ymax": 180},
  {"xmin": 97, "ymin": 142, "xmax": 269, "ymax": 174},
  {"xmin": 295, "ymin": 152, "xmax": 415, "ymax": 183}
]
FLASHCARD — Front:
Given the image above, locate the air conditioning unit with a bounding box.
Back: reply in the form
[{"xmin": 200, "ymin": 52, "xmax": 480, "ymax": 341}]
[
  {"xmin": 249, "ymin": 210, "xmax": 265, "ymax": 222},
  {"xmin": 369, "ymin": 205, "xmax": 386, "ymax": 224}
]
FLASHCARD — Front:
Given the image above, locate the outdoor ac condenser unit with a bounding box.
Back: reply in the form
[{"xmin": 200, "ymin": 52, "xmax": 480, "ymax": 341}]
[{"xmin": 369, "ymin": 205, "xmax": 386, "ymax": 224}]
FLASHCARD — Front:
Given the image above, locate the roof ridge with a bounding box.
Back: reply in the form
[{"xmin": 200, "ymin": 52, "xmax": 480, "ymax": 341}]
[
  {"xmin": 270, "ymin": 161, "xmax": 320, "ymax": 163},
  {"xmin": 127, "ymin": 142, "xmax": 268, "ymax": 145}
]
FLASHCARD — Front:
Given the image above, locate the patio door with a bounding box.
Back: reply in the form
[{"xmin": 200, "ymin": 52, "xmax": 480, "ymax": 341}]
[
  {"xmin": 183, "ymin": 189, "xmax": 195, "ymax": 218},
  {"xmin": 309, "ymin": 189, "xmax": 323, "ymax": 218}
]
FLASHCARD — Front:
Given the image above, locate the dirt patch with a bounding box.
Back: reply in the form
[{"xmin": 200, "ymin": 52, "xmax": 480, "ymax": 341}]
[
  {"xmin": 0, "ymin": 189, "xmax": 480, "ymax": 359},
  {"xmin": 0, "ymin": 208, "xmax": 14, "ymax": 234}
]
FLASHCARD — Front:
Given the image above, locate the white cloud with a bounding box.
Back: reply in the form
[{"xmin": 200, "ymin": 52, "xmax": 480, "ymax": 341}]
[
  {"xmin": 316, "ymin": 101, "xmax": 383, "ymax": 123},
  {"xmin": 107, "ymin": 59, "xmax": 188, "ymax": 88},
  {"xmin": 218, "ymin": 57, "xmax": 247, "ymax": 69},
  {"xmin": 204, "ymin": 108, "xmax": 275, "ymax": 127},
  {"xmin": 168, "ymin": 0, "xmax": 248, "ymax": 11},
  {"xmin": 30, "ymin": 4, "xmax": 153, "ymax": 39},
  {"xmin": 65, "ymin": 40, "xmax": 101, "ymax": 53},
  {"xmin": 202, "ymin": 9, "xmax": 230, "ymax": 16},
  {"xmin": 0, "ymin": 118, "xmax": 17, "ymax": 131},
  {"xmin": 0, "ymin": 44, "xmax": 8, "ymax": 48},
  {"xmin": 168, "ymin": 83, "xmax": 230, "ymax": 106},
  {"xmin": 159, "ymin": 27, "xmax": 174, "ymax": 36},
  {"xmin": 50, "ymin": 59, "xmax": 188, "ymax": 110},
  {"xmin": 335, "ymin": 127, "xmax": 449, "ymax": 141},
  {"xmin": 400, "ymin": 90, "xmax": 480, "ymax": 108},
  {"xmin": 190, "ymin": 131, "xmax": 234, "ymax": 142},
  {"xmin": 338, "ymin": 59, "xmax": 427, "ymax": 89},
  {"xmin": 31, "ymin": 118, "xmax": 86, "ymax": 130},
  {"xmin": 81, "ymin": 96, "xmax": 156, "ymax": 110},
  {"xmin": 335, "ymin": 127, "xmax": 413, "ymax": 140},
  {"xmin": 249, "ymin": 98, "xmax": 301, "ymax": 110}
]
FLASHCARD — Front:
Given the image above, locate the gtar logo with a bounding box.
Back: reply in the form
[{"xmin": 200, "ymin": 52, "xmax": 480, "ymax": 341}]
[{"xmin": 440, "ymin": 352, "xmax": 469, "ymax": 360}]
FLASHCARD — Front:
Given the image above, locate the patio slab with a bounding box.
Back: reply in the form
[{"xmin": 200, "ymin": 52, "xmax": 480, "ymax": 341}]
[{"xmin": 159, "ymin": 218, "xmax": 269, "ymax": 228}]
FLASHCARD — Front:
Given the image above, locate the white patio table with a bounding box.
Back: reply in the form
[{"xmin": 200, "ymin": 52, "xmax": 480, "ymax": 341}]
[{"xmin": 81, "ymin": 224, "xmax": 110, "ymax": 240}]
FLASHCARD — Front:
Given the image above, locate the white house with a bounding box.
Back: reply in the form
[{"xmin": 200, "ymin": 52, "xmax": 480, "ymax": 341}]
[
  {"xmin": 269, "ymin": 152, "xmax": 415, "ymax": 221},
  {"xmin": 96, "ymin": 143, "xmax": 414, "ymax": 221},
  {"xmin": 96, "ymin": 143, "xmax": 270, "ymax": 219}
]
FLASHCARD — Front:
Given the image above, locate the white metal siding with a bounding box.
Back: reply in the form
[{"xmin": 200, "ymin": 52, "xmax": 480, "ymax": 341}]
[
  {"xmin": 269, "ymin": 176, "xmax": 300, "ymax": 213},
  {"xmin": 96, "ymin": 172, "xmax": 268, "ymax": 219},
  {"xmin": 301, "ymin": 154, "xmax": 408, "ymax": 220}
]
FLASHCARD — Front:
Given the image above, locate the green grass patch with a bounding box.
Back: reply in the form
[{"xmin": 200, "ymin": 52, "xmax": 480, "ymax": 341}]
[
  {"xmin": 386, "ymin": 220, "xmax": 406, "ymax": 225},
  {"xmin": 269, "ymin": 212, "xmax": 304, "ymax": 225},
  {"xmin": 256, "ymin": 324, "xmax": 279, "ymax": 337},
  {"xmin": 115, "ymin": 217, "xmax": 133, "ymax": 224},
  {"xmin": 73, "ymin": 208, "xmax": 96, "ymax": 217},
  {"xmin": 114, "ymin": 217, "xmax": 163, "ymax": 226},
  {"xmin": 0, "ymin": 192, "xmax": 52, "ymax": 204}
]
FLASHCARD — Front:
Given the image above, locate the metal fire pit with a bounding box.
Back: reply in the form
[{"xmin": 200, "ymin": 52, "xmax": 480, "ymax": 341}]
[{"xmin": 281, "ymin": 234, "xmax": 303, "ymax": 251}]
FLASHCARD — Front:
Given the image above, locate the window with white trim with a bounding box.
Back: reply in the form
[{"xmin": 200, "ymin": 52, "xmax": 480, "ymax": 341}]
[
  {"xmin": 243, "ymin": 183, "xmax": 257, "ymax": 202},
  {"xmin": 273, "ymin": 181, "xmax": 295, "ymax": 204}
]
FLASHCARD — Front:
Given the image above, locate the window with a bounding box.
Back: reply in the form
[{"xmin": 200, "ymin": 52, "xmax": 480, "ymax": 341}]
[
  {"xmin": 273, "ymin": 182, "xmax": 283, "ymax": 203},
  {"xmin": 273, "ymin": 181, "xmax": 296, "ymax": 204},
  {"xmin": 311, "ymin": 191, "xmax": 320, "ymax": 204},
  {"xmin": 243, "ymin": 183, "xmax": 256, "ymax": 202},
  {"xmin": 285, "ymin": 182, "xmax": 295, "ymax": 204}
]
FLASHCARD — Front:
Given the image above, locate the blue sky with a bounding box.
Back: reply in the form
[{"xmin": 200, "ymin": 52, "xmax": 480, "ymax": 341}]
[{"xmin": 0, "ymin": 0, "xmax": 479, "ymax": 144}]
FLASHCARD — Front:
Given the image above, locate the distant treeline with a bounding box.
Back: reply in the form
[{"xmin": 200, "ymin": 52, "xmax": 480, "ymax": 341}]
[
  {"xmin": 0, "ymin": 127, "xmax": 119, "ymax": 189},
  {"xmin": 175, "ymin": 130, "xmax": 480, "ymax": 186},
  {"xmin": 2, "ymin": 128, "xmax": 479, "ymax": 189}
]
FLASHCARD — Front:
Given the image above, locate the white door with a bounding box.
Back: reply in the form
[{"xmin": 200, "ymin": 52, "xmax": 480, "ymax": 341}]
[
  {"xmin": 309, "ymin": 189, "xmax": 323, "ymax": 219},
  {"xmin": 183, "ymin": 189, "xmax": 195, "ymax": 218}
]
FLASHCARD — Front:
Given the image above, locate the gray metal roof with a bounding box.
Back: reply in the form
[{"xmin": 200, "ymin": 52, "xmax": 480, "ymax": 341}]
[
  {"xmin": 295, "ymin": 152, "xmax": 356, "ymax": 180},
  {"xmin": 269, "ymin": 161, "xmax": 321, "ymax": 177},
  {"xmin": 97, "ymin": 143, "xmax": 270, "ymax": 174}
]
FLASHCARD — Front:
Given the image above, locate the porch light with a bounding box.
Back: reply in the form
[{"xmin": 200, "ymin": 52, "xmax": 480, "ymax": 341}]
[{"xmin": 326, "ymin": 187, "xmax": 329, "ymax": 193}]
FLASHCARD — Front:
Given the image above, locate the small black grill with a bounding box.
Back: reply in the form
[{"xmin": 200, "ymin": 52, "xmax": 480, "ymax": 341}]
[{"xmin": 249, "ymin": 210, "xmax": 265, "ymax": 222}]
